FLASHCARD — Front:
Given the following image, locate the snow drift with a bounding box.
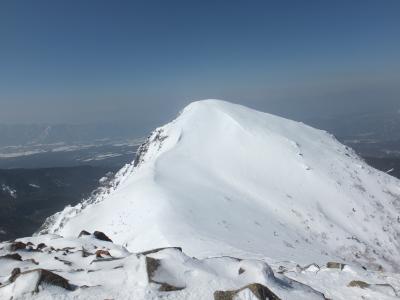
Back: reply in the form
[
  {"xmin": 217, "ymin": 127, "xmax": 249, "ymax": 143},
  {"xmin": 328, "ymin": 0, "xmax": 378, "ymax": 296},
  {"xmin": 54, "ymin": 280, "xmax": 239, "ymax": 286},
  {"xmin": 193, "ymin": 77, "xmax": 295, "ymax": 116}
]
[
  {"xmin": 40, "ymin": 99, "xmax": 400, "ymax": 271},
  {"xmin": 0, "ymin": 234, "xmax": 330, "ymax": 299}
]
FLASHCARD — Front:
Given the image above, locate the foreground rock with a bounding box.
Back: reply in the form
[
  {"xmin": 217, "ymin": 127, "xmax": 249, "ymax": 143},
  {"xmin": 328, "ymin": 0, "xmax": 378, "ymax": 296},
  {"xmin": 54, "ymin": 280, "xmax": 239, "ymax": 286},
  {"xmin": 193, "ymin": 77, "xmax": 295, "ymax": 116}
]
[
  {"xmin": 214, "ymin": 283, "xmax": 281, "ymax": 300},
  {"xmin": 0, "ymin": 234, "xmax": 399, "ymax": 299},
  {"xmin": 1, "ymin": 268, "xmax": 73, "ymax": 297},
  {"xmin": 348, "ymin": 280, "xmax": 397, "ymax": 297}
]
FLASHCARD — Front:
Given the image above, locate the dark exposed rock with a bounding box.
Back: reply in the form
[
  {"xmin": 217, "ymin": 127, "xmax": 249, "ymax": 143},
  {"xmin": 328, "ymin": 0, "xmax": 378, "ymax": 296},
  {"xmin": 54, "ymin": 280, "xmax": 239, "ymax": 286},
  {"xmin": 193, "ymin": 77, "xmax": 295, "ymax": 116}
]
[
  {"xmin": 93, "ymin": 231, "xmax": 113, "ymax": 242},
  {"xmin": 81, "ymin": 247, "xmax": 93, "ymax": 257},
  {"xmin": 9, "ymin": 268, "xmax": 21, "ymax": 282},
  {"xmin": 216, "ymin": 255, "xmax": 242, "ymax": 262},
  {"xmin": 90, "ymin": 257, "xmax": 124, "ymax": 264},
  {"xmin": 9, "ymin": 269, "xmax": 73, "ymax": 292},
  {"xmin": 134, "ymin": 129, "xmax": 167, "ymax": 167},
  {"xmin": 238, "ymin": 267, "xmax": 245, "ymax": 275},
  {"xmin": 0, "ymin": 253, "xmax": 22, "ymax": 261},
  {"xmin": 54, "ymin": 256, "xmax": 73, "ymax": 266},
  {"xmin": 43, "ymin": 246, "xmax": 55, "ymax": 254},
  {"xmin": 348, "ymin": 280, "xmax": 369, "ymax": 288},
  {"xmin": 134, "ymin": 136, "xmax": 151, "ymax": 167},
  {"xmin": 60, "ymin": 246, "xmax": 75, "ymax": 252},
  {"xmin": 80, "ymin": 285, "xmax": 90, "ymax": 289},
  {"xmin": 158, "ymin": 282, "xmax": 185, "ymax": 292},
  {"xmin": 277, "ymin": 266, "xmax": 287, "ymax": 274},
  {"xmin": 214, "ymin": 283, "xmax": 281, "ymax": 300},
  {"xmin": 326, "ymin": 262, "xmax": 346, "ymax": 270},
  {"xmin": 36, "ymin": 243, "xmax": 47, "ymax": 250},
  {"xmin": 78, "ymin": 230, "xmax": 91, "ymax": 238},
  {"xmin": 138, "ymin": 246, "xmax": 182, "ymax": 256},
  {"xmin": 145, "ymin": 256, "xmax": 185, "ymax": 292},
  {"xmin": 10, "ymin": 241, "xmax": 26, "ymax": 251},
  {"xmin": 95, "ymin": 249, "xmax": 111, "ymax": 258},
  {"xmin": 35, "ymin": 269, "xmax": 73, "ymax": 291},
  {"xmin": 348, "ymin": 281, "xmax": 397, "ymax": 296},
  {"xmin": 146, "ymin": 256, "xmax": 161, "ymax": 280}
]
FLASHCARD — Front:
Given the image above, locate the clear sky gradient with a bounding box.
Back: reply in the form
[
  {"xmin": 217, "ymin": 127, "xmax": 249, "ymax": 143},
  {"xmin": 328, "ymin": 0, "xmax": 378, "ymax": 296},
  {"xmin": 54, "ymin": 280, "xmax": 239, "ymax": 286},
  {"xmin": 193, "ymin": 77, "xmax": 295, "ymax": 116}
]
[{"xmin": 1, "ymin": 0, "xmax": 399, "ymax": 133}]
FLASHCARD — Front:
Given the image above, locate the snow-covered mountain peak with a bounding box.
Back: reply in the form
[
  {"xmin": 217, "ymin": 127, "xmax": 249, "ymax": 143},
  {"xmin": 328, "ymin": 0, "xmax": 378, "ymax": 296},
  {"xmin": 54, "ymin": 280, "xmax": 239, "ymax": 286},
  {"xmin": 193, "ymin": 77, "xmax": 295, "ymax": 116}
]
[{"xmin": 40, "ymin": 99, "xmax": 400, "ymax": 272}]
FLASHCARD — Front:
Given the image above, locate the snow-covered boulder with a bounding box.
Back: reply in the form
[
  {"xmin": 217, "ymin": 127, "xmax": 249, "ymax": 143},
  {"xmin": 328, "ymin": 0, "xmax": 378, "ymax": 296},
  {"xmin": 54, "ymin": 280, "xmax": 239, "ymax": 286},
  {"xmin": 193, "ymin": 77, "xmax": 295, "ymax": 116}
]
[{"xmin": 1, "ymin": 234, "xmax": 399, "ymax": 299}]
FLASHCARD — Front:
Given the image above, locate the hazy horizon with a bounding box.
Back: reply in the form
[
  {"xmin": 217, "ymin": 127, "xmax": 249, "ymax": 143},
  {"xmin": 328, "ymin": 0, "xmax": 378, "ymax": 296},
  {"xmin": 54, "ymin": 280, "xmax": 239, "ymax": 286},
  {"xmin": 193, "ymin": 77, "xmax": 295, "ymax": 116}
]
[{"xmin": 1, "ymin": 0, "xmax": 399, "ymax": 134}]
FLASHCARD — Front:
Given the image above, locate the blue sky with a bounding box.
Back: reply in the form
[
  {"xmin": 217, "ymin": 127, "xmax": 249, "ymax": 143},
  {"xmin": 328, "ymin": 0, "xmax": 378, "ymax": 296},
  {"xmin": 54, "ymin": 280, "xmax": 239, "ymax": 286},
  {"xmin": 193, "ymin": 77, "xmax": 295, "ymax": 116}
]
[{"xmin": 0, "ymin": 0, "xmax": 399, "ymax": 131}]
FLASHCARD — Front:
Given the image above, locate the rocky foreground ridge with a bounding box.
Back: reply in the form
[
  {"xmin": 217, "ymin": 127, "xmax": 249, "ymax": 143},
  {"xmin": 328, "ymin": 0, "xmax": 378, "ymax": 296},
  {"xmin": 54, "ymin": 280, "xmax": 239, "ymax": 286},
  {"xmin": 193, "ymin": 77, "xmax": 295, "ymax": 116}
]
[{"xmin": 0, "ymin": 231, "xmax": 399, "ymax": 299}]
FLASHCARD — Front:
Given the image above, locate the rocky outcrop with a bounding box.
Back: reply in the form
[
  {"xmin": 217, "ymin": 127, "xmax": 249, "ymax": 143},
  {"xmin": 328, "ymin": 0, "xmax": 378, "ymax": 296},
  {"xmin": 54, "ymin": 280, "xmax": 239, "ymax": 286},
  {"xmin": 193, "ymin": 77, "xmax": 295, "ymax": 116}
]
[
  {"xmin": 347, "ymin": 280, "xmax": 369, "ymax": 288},
  {"xmin": 93, "ymin": 231, "xmax": 113, "ymax": 242},
  {"xmin": 77, "ymin": 230, "xmax": 113, "ymax": 242},
  {"xmin": 214, "ymin": 283, "xmax": 281, "ymax": 300},
  {"xmin": 9, "ymin": 241, "xmax": 26, "ymax": 252},
  {"xmin": 133, "ymin": 128, "xmax": 168, "ymax": 168},
  {"xmin": 8, "ymin": 268, "xmax": 73, "ymax": 292},
  {"xmin": 78, "ymin": 230, "xmax": 91, "ymax": 238},
  {"xmin": 145, "ymin": 256, "xmax": 185, "ymax": 291},
  {"xmin": 348, "ymin": 280, "xmax": 398, "ymax": 296},
  {"xmin": 8, "ymin": 268, "xmax": 21, "ymax": 282},
  {"xmin": 95, "ymin": 249, "xmax": 111, "ymax": 258},
  {"xmin": 138, "ymin": 246, "xmax": 182, "ymax": 256},
  {"xmin": 36, "ymin": 243, "xmax": 47, "ymax": 250},
  {"xmin": 0, "ymin": 253, "xmax": 22, "ymax": 261},
  {"xmin": 326, "ymin": 262, "xmax": 346, "ymax": 270},
  {"xmin": 0, "ymin": 234, "xmax": 398, "ymax": 299}
]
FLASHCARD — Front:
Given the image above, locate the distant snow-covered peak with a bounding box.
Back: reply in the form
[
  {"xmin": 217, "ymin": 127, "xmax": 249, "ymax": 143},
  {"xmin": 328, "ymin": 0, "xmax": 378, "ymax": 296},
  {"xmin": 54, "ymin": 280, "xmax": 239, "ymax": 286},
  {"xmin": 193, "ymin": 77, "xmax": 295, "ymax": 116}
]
[{"xmin": 40, "ymin": 99, "xmax": 400, "ymax": 272}]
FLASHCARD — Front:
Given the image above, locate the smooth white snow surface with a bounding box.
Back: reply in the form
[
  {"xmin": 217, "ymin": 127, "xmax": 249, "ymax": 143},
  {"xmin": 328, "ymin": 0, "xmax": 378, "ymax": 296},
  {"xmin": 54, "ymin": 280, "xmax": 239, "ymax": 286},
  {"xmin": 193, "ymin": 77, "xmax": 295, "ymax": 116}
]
[{"xmin": 41, "ymin": 100, "xmax": 400, "ymax": 272}]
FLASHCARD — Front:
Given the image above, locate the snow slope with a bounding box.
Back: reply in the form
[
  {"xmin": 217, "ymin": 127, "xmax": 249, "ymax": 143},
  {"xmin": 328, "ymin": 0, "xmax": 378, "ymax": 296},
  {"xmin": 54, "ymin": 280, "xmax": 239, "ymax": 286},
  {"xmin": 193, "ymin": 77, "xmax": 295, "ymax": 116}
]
[{"xmin": 40, "ymin": 99, "xmax": 400, "ymax": 272}]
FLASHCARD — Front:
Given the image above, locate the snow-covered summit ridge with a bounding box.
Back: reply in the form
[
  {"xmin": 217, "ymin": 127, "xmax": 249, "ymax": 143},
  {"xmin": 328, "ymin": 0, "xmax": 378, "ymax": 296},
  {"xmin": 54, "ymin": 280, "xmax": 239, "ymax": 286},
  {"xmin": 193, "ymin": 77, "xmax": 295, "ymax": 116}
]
[{"xmin": 41, "ymin": 99, "xmax": 400, "ymax": 271}]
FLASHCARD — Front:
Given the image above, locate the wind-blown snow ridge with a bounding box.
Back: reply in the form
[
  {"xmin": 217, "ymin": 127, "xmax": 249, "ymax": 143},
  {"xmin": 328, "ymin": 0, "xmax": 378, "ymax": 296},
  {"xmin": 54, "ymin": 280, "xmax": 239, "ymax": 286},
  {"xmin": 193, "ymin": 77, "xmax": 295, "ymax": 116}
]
[{"xmin": 41, "ymin": 99, "xmax": 400, "ymax": 271}]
